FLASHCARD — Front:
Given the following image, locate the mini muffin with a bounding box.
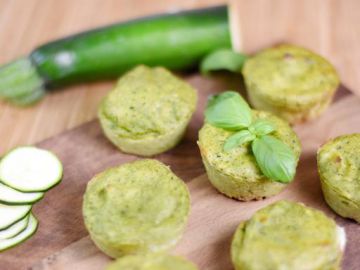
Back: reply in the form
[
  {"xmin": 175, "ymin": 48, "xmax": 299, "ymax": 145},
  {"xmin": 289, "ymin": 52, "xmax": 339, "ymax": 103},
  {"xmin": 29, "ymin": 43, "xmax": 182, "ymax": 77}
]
[
  {"xmin": 83, "ymin": 159, "xmax": 190, "ymax": 258},
  {"xmin": 98, "ymin": 65, "xmax": 197, "ymax": 156},
  {"xmin": 243, "ymin": 44, "xmax": 339, "ymax": 124},
  {"xmin": 198, "ymin": 110, "xmax": 301, "ymax": 201},
  {"xmin": 318, "ymin": 133, "xmax": 360, "ymax": 223},
  {"xmin": 106, "ymin": 253, "xmax": 198, "ymax": 270},
  {"xmin": 231, "ymin": 200, "xmax": 346, "ymax": 270}
]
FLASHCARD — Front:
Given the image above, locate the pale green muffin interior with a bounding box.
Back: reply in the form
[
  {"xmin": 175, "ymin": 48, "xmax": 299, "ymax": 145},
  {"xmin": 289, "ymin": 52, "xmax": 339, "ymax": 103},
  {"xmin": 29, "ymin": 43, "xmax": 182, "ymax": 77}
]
[
  {"xmin": 243, "ymin": 44, "xmax": 339, "ymax": 110},
  {"xmin": 232, "ymin": 200, "xmax": 342, "ymax": 270},
  {"xmin": 98, "ymin": 65, "xmax": 197, "ymax": 140},
  {"xmin": 318, "ymin": 134, "xmax": 360, "ymax": 205},
  {"xmin": 198, "ymin": 110, "xmax": 301, "ymax": 180},
  {"xmin": 83, "ymin": 159, "xmax": 190, "ymax": 256},
  {"xmin": 106, "ymin": 253, "xmax": 198, "ymax": 270}
]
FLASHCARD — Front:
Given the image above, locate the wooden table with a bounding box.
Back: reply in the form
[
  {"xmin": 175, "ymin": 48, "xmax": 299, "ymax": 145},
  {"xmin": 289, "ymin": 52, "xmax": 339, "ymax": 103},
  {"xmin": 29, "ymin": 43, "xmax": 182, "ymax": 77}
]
[
  {"xmin": 0, "ymin": 0, "xmax": 359, "ymax": 152},
  {"xmin": 1, "ymin": 1, "xmax": 360, "ymax": 269}
]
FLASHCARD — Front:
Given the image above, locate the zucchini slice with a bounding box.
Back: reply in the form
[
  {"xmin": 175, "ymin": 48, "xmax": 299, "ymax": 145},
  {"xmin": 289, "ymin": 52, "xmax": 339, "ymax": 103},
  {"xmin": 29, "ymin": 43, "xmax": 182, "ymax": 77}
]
[
  {"xmin": 0, "ymin": 213, "xmax": 38, "ymax": 251},
  {"xmin": 0, "ymin": 146, "xmax": 63, "ymax": 192},
  {"xmin": 0, "ymin": 203, "xmax": 31, "ymax": 230},
  {"xmin": 0, "ymin": 214, "xmax": 29, "ymax": 240},
  {"xmin": 0, "ymin": 183, "xmax": 44, "ymax": 205}
]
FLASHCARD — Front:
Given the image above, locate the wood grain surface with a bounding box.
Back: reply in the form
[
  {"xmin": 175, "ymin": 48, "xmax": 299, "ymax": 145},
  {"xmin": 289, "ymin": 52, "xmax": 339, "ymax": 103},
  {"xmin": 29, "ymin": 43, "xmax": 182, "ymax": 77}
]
[
  {"xmin": 0, "ymin": 0, "xmax": 360, "ymax": 152},
  {"xmin": 1, "ymin": 1, "xmax": 360, "ymax": 269},
  {"xmin": 0, "ymin": 71, "xmax": 359, "ymax": 269}
]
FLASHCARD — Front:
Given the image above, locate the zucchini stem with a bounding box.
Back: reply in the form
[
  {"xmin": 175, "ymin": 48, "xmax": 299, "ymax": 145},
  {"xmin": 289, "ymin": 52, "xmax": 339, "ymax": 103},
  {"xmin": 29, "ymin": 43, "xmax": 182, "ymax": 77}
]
[{"xmin": 0, "ymin": 58, "xmax": 45, "ymax": 105}]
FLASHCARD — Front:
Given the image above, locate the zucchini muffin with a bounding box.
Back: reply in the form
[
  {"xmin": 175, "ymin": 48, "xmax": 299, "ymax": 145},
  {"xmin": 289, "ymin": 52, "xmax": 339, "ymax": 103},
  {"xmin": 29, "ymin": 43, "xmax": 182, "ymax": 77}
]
[
  {"xmin": 98, "ymin": 65, "xmax": 197, "ymax": 156},
  {"xmin": 231, "ymin": 200, "xmax": 346, "ymax": 270},
  {"xmin": 198, "ymin": 110, "xmax": 301, "ymax": 201},
  {"xmin": 83, "ymin": 159, "xmax": 190, "ymax": 258},
  {"xmin": 318, "ymin": 133, "xmax": 360, "ymax": 223},
  {"xmin": 106, "ymin": 253, "xmax": 198, "ymax": 270},
  {"xmin": 243, "ymin": 44, "xmax": 339, "ymax": 124}
]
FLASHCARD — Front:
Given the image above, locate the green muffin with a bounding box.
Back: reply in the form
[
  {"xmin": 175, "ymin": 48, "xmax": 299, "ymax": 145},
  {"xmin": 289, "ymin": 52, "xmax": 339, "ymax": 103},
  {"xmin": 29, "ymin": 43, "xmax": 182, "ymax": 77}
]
[
  {"xmin": 198, "ymin": 110, "xmax": 301, "ymax": 201},
  {"xmin": 98, "ymin": 65, "xmax": 197, "ymax": 156},
  {"xmin": 231, "ymin": 200, "xmax": 346, "ymax": 270},
  {"xmin": 106, "ymin": 253, "xmax": 198, "ymax": 270},
  {"xmin": 243, "ymin": 44, "xmax": 339, "ymax": 124},
  {"xmin": 82, "ymin": 159, "xmax": 190, "ymax": 258},
  {"xmin": 318, "ymin": 133, "xmax": 360, "ymax": 223}
]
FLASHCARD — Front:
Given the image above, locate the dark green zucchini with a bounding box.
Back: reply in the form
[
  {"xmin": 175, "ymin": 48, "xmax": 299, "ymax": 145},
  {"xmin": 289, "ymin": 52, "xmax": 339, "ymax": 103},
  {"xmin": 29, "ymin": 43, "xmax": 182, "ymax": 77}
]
[{"xmin": 0, "ymin": 5, "xmax": 231, "ymax": 105}]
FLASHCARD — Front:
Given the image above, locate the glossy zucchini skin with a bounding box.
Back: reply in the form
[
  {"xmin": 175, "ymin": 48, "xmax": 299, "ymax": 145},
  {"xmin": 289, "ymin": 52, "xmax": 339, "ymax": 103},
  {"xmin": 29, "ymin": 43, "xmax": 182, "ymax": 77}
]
[{"xmin": 30, "ymin": 6, "xmax": 231, "ymax": 88}]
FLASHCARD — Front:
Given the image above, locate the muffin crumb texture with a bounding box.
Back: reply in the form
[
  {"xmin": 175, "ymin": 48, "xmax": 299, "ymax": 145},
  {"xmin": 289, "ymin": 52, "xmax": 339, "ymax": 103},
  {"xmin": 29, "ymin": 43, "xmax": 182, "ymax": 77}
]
[
  {"xmin": 106, "ymin": 253, "xmax": 198, "ymax": 270},
  {"xmin": 198, "ymin": 110, "xmax": 301, "ymax": 201},
  {"xmin": 318, "ymin": 133, "xmax": 360, "ymax": 223},
  {"xmin": 243, "ymin": 44, "xmax": 339, "ymax": 123},
  {"xmin": 98, "ymin": 65, "xmax": 197, "ymax": 156},
  {"xmin": 231, "ymin": 200, "xmax": 343, "ymax": 270},
  {"xmin": 83, "ymin": 159, "xmax": 190, "ymax": 258}
]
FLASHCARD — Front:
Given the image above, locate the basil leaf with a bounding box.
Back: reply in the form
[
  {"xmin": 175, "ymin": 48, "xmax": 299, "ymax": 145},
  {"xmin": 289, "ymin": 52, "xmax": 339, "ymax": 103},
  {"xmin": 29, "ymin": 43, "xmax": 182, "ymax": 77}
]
[
  {"xmin": 205, "ymin": 91, "xmax": 252, "ymax": 130},
  {"xmin": 249, "ymin": 120, "xmax": 276, "ymax": 136},
  {"xmin": 252, "ymin": 135, "xmax": 297, "ymax": 183},
  {"xmin": 201, "ymin": 49, "xmax": 248, "ymax": 74},
  {"xmin": 224, "ymin": 130, "xmax": 255, "ymax": 151}
]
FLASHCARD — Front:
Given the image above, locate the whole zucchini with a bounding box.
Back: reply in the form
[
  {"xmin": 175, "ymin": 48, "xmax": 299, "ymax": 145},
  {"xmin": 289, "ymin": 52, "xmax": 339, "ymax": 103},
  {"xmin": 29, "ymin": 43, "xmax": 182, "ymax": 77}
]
[{"xmin": 0, "ymin": 5, "xmax": 231, "ymax": 105}]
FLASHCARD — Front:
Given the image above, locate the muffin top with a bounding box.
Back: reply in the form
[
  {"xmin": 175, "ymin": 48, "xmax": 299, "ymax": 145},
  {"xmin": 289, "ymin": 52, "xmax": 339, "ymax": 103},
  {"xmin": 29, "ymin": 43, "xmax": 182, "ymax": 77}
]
[
  {"xmin": 198, "ymin": 110, "xmax": 301, "ymax": 181},
  {"xmin": 106, "ymin": 253, "xmax": 198, "ymax": 270},
  {"xmin": 318, "ymin": 133, "xmax": 360, "ymax": 203},
  {"xmin": 83, "ymin": 159, "xmax": 190, "ymax": 252},
  {"xmin": 231, "ymin": 200, "xmax": 344, "ymax": 270},
  {"xmin": 243, "ymin": 44, "xmax": 339, "ymax": 109},
  {"xmin": 99, "ymin": 65, "xmax": 197, "ymax": 139}
]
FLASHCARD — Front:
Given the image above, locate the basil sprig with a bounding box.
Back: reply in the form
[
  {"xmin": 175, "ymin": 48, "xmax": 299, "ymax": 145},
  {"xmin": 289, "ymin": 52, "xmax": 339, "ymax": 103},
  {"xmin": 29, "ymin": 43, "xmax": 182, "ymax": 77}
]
[
  {"xmin": 200, "ymin": 49, "xmax": 248, "ymax": 74},
  {"xmin": 205, "ymin": 91, "xmax": 297, "ymax": 183},
  {"xmin": 205, "ymin": 91, "xmax": 252, "ymax": 130},
  {"xmin": 252, "ymin": 136, "xmax": 297, "ymax": 183},
  {"xmin": 224, "ymin": 130, "xmax": 255, "ymax": 152}
]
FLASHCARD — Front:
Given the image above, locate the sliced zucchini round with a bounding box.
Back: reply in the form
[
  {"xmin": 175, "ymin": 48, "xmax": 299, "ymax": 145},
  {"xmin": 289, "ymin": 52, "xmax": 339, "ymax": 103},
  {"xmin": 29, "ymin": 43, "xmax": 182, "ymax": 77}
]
[
  {"xmin": 0, "ymin": 183, "xmax": 44, "ymax": 205},
  {"xmin": 0, "ymin": 213, "xmax": 38, "ymax": 251},
  {"xmin": 0, "ymin": 203, "xmax": 31, "ymax": 230},
  {"xmin": 0, "ymin": 146, "xmax": 63, "ymax": 192},
  {"xmin": 0, "ymin": 214, "xmax": 29, "ymax": 240}
]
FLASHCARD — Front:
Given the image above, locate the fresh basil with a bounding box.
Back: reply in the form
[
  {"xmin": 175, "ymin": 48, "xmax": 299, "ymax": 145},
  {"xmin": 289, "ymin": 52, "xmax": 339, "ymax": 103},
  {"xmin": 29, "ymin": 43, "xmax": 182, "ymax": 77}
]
[
  {"xmin": 205, "ymin": 91, "xmax": 252, "ymax": 130},
  {"xmin": 204, "ymin": 91, "xmax": 297, "ymax": 183},
  {"xmin": 224, "ymin": 130, "xmax": 255, "ymax": 151},
  {"xmin": 200, "ymin": 49, "xmax": 248, "ymax": 74},
  {"xmin": 252, "ymin": 135, "xmax": 297, "ymax": 183},
  {"xmin": 248, "ymin": 120, "xmax": 275, "ymax": 136}
]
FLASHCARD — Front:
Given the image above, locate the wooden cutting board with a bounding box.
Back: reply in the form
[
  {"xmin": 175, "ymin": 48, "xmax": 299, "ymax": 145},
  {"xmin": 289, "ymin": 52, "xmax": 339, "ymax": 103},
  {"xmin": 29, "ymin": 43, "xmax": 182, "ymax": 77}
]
[{"xmin": 1, "ymin": 74, "xmax": 360, "ymax": 270}]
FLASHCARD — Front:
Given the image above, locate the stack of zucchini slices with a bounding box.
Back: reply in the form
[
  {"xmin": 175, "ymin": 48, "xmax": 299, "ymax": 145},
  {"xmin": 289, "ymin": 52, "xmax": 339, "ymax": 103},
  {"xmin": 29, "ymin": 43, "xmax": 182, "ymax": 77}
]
[{"xmin": 0, "ymin": 146, "xmax": 62, "ymax": 251}]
